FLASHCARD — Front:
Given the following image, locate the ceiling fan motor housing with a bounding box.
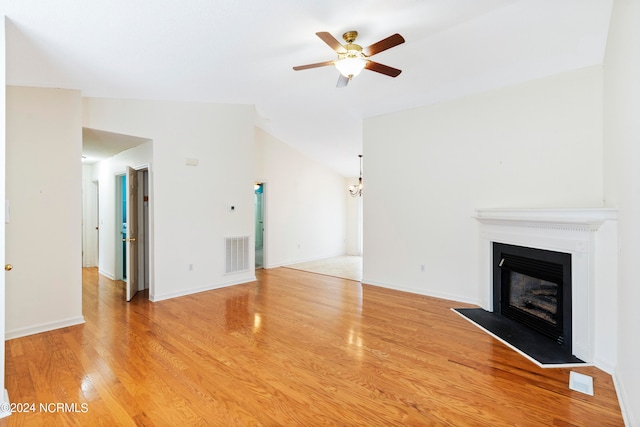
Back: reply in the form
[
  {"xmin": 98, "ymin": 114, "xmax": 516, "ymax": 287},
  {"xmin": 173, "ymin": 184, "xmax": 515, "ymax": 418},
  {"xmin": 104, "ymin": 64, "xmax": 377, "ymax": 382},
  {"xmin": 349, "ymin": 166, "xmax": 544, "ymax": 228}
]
[{"xmin": 342, "ymin": 31, "xmax": 359, "ymax": 43}]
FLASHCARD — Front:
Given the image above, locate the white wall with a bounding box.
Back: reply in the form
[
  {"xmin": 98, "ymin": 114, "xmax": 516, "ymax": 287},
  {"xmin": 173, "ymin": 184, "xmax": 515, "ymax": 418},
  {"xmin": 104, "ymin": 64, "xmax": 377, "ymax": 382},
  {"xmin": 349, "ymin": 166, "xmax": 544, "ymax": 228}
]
[
  {"xmin": 363, "ymin": 65, "xmax": 604, "ymax": 304},
  {"xmin": 603, "ymin": 0, "xmax": 640, "ymax": 424},
  {"xmin": 89, "ymin": 142, "xmax": 153, "ymax": 279},
  {"xmin": 254, "ymin": 128, "xmax": 348, "ymax": 267},
  {"xmin": 5, "ymin": 86, "xmax": 84, "ymax": 338},
  {"xmin": 83, "ymin": 98, "xmax": 255, "ymax": 301}
]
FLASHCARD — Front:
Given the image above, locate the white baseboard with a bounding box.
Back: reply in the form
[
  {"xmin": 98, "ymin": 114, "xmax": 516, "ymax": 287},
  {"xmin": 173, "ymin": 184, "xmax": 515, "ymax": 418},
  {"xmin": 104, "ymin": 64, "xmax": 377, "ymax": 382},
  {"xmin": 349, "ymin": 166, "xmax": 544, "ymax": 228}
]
[
  {"xmin": 98, "ymin": 269, "xmax": 116, "ymax": 280},
  {"xmin": 5, "ymin": 316, "xmax": 86, "ymax": 341},
  {"xmin": 150, "ymin": 275, "xmax": 257, "ymax": 302},
  {"xmin": 263, "ymin": 263, "xmax": 283, "ymax": 269},
  {"xmin": 362, "ymin": 277, "xmax": 479, "ymax": 306},
  {"xmin": 269, "ymin": 253, "xmax": 349, "ymax": 270},
  {"xmin": 0, "ymin": 389, "xmax": 10, "ymax": 419},
  {"xmin": 614, "ymin": 372, "xmax": 633, "ymax": 427}
]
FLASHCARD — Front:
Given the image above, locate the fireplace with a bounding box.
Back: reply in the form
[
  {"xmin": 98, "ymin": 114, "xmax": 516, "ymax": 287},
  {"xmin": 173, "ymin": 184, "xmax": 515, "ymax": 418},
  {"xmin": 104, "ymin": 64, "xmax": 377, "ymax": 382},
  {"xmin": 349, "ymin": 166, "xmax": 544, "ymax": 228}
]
[
  {"xmin": 475, "ymin": 208, "xmax": 618, "ymax": 366},
  {"xmin": 493, "ymin": 243, "xmax": 572, "ymax": 350}
]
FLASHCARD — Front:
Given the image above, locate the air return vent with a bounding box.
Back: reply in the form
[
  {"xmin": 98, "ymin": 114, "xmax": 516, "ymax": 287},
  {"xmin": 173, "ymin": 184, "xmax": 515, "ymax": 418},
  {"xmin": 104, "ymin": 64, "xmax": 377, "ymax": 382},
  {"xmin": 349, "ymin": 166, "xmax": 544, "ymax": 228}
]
[{"xmin": 225, "ymin": 236, "xmax": 249, "ymax": 274}]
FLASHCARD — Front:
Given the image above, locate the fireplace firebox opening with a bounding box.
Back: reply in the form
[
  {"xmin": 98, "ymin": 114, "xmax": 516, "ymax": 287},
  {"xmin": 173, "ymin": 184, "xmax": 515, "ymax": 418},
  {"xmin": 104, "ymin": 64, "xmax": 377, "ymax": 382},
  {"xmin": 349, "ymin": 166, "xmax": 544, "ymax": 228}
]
[{"xmin": 493, "ymin": 243, "xmax": 572, "ymax": 350}]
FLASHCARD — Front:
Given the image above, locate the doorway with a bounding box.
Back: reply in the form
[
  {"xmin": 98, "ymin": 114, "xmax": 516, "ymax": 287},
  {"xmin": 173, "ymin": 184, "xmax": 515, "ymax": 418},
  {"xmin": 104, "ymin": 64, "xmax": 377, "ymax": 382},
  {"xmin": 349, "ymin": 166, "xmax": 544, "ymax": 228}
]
[
  {"xmin": 254, "ymin": 183, "xmax": 264, "ymax": 269},
  {"xmin": 116, "ymin": 166, "xmax": 150, "ymax": 301},
  {"xmin": 117, "ymin": 174, "xmax": 127, "ymax": 279},
  {"xmin": 82, "ymin": 179, "xmax": 100, "ymax": 268},
  {"xmin": 93, "ymin": 181, "xmax": 100, "ymax": 266}
]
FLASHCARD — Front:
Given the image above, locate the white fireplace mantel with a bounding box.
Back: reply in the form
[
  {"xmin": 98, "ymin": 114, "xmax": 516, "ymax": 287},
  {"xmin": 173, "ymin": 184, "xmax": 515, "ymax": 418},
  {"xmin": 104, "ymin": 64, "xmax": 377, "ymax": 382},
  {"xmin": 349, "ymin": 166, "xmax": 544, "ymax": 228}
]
[
  {"xmin": 475, "ymin": 208, "xmax": 618, "ymax": 370},
  {"xmin": 475, "ymin": 208, "xmax": 617, "ymax": 231}
]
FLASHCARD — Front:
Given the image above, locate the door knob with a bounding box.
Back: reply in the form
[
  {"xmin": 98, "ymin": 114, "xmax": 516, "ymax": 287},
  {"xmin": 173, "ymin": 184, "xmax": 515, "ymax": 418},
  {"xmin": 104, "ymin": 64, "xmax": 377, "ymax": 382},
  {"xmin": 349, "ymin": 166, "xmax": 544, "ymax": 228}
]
[
  {"xmin": 5, "ymin": 264, "xmax": 13, "ymax": 271},
  {"xmin": 129, "ymin": 237, "xmax": 136, "ymax": 243}
]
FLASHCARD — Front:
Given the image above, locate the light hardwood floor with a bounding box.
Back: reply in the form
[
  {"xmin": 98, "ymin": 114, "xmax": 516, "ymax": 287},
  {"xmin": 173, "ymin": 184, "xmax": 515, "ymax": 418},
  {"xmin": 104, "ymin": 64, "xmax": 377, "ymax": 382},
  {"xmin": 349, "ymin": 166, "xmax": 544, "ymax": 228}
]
[{"xmin": 1, "ymin": 268, "xmax": 624, "ymax": 426}]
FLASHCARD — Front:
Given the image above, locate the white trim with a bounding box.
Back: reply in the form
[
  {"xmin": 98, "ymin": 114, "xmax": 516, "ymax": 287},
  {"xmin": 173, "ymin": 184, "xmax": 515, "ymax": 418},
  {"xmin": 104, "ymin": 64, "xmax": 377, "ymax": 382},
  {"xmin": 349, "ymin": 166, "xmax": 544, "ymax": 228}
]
[
  {"xmin": 98, "ymin": 269, "xmax": 116, "ymax": 280},
  {"xmin": 362, "ymin": 278, "xmax": 478, "ymax": 306},
  {"xmin": 271, "ymin": 252, "xmax": 348, "ymax": 271},
  {"xmin": 5, "ymin": 316, "xmax": 85, "ymax": 341},
  {"xmin": 475, "ymin": 208, "xmax": 618, "ymax": 231},
  {"xmin": 613, "ymin": 372, "xmax": 632, "ymax": 427},
  {"xmin": 150, "ymin": 276, "xmax": 257, "ymax": 302},
  {"xmin": 133, "ymin": 163, "xmax": 151, "ymax": 172}
]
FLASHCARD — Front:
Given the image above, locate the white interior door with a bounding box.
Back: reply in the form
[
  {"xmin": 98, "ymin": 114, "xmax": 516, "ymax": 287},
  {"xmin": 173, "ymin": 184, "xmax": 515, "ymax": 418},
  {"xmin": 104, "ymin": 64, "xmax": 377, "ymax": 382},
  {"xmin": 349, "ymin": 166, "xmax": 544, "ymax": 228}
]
[{"xmin": 126, "ymin": 166, "xmax": 139, "ymax": 301}]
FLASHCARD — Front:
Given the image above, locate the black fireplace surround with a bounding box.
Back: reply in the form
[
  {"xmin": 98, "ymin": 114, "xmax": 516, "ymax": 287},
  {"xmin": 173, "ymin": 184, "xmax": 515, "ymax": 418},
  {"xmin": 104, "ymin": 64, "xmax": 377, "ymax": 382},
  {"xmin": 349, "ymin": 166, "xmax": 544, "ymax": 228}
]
[{"xmin": 493, "ymin": 242, "xmax": 572, "ymax": 351}]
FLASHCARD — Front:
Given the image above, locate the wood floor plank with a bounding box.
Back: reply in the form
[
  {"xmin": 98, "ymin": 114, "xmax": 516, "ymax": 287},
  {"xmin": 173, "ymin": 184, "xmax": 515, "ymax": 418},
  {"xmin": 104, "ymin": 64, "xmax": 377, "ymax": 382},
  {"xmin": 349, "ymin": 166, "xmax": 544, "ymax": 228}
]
[{"xmin": 0, "ymin": 267, "xmax": 624, "ymax": 426}]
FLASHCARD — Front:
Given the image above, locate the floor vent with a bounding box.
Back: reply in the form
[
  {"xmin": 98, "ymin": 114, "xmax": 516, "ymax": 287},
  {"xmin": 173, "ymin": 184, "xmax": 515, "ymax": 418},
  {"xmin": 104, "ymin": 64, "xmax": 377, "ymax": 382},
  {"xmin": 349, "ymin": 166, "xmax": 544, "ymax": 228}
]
[{"xmin": 225, "ymin": 236, "xmax": 249, "ymax": 274}]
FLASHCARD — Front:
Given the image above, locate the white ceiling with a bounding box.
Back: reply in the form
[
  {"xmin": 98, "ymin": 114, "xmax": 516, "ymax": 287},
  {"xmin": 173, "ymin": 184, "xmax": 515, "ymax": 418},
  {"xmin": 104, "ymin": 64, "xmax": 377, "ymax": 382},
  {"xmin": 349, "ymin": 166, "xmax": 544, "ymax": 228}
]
[
  {"xmin": 82, "ymin": 128, "xmax": 150, "ymax": 164},
  {"xmin": 4, "ymin": 0, "xmax": 613, "ymax": 177}
]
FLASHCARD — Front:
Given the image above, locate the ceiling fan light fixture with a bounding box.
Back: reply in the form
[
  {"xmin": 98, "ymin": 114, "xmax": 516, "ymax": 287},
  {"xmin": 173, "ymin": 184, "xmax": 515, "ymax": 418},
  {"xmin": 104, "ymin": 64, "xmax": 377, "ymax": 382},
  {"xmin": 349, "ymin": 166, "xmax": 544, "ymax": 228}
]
[
  {"xmin": 335, "ymin": 54, "xmax": 366, "ymax": 78},
  {"xmin": 293, "ymin": 30, "xmax": 404, "ymax": 87}
]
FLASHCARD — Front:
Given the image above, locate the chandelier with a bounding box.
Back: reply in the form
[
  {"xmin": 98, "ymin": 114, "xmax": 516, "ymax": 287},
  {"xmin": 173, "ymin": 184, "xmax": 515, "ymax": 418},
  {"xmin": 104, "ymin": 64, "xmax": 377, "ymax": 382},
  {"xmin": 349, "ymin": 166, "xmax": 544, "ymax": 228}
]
[{"xmin": 348, "ymin": 155, "xmax": 363, "ymax": 197}]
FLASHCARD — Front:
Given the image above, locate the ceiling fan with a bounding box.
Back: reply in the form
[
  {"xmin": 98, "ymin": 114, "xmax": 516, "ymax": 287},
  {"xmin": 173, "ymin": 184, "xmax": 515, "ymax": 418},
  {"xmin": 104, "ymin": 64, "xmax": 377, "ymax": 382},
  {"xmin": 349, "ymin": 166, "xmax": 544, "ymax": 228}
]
[{"xmin": 293, "ymin": 31, "xmax": 405, "ymax": 88}]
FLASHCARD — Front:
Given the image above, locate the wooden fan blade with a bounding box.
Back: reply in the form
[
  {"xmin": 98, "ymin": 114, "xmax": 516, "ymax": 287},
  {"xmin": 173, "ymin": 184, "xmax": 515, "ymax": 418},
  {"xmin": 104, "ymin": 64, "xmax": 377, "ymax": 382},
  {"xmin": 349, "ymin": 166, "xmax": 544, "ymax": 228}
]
[
  {"xmin": 336, "ymin": 74, "xmax": 349, "ymax": 88},
  {"xmin": 365, "ymin": 61, "xmax": 402, "ymax": 77},
  {"xmin": 363, "ymin": 33, "xmax": 405, "ymax": 57},
  {"xmin": 293, "ymin": 60, "xmax": 335, "ymax": 71},
  {"xmin": 316, "ymin": 32, "xmax": 347, "ymax": 53}
]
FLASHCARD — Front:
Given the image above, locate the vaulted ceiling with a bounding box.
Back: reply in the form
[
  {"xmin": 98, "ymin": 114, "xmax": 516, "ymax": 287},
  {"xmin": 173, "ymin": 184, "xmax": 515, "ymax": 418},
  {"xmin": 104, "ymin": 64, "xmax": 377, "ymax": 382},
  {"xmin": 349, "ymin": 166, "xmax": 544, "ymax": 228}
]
[{"xmin": 4, "ymin": 0, "xmax": 613, "ymax": 176}]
